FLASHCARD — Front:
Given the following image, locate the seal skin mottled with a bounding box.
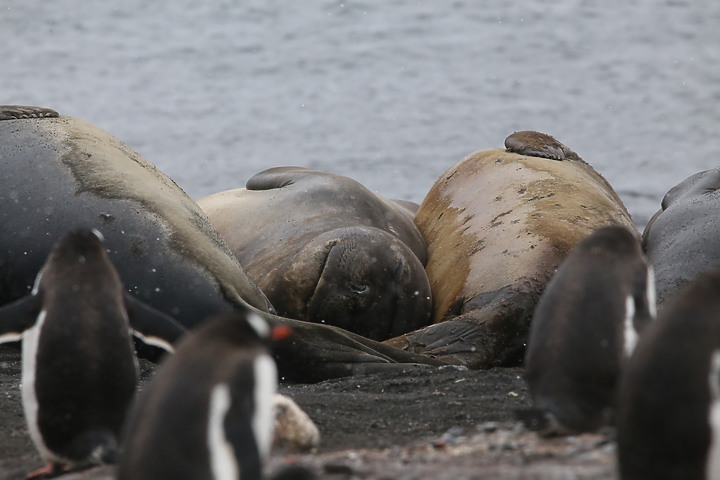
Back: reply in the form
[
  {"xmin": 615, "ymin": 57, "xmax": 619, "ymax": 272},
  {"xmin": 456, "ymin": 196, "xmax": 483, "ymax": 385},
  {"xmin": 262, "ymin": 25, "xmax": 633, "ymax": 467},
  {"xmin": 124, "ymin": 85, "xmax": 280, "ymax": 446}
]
[
  {"xmin": 617, "ymin": 269, "xmax": 720, "ymax": 480},
  {"xmin": 521, "ymin": 225, "xmax": 655, "ymax": 436},
  {"xmin": 198, "ymin": 166, "xmax": 432, "ymax": 341},
  {"xmin": 642, "ymin": 168, "xmax": 720, "ymax": 307},
  {"xmin": 0, "ymin": 106, "xmax": 442, "ymax": 383},
  {"xmin": 0, "ymin": 105, "xmax": 272, "ymax": 328},
  {"xmin": 385, "ymin": 132, "xmax": 637, "ymax": 369}
]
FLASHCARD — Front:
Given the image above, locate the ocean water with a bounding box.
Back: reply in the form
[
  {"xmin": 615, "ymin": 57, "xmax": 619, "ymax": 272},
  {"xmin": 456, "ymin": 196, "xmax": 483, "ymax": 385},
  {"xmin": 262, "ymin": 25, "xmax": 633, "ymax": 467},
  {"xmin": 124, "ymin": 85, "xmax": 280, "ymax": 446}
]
[{"xmin": 3, "ymin": 0, "xmax": 719, "ymax": 228}]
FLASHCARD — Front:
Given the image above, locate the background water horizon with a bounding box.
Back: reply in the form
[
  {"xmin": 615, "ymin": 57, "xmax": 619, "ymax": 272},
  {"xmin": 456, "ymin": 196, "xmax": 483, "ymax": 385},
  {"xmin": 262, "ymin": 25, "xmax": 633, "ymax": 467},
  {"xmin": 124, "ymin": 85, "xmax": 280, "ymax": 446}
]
[{"xmin": 4, "ymin": 0, "xmax": 719, "ymax": 229}]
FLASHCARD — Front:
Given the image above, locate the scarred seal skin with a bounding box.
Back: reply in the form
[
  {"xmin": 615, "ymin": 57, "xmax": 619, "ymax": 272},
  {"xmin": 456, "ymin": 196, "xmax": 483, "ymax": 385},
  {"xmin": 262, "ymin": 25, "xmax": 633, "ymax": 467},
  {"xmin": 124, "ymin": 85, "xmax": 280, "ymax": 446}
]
[
  {"xmin": 385, "ymin": 132, "xmax": 637, "ymax": 369},
  {"xmin": 198, "ymin": 166, "xmax": 432, "ymax": 341}
]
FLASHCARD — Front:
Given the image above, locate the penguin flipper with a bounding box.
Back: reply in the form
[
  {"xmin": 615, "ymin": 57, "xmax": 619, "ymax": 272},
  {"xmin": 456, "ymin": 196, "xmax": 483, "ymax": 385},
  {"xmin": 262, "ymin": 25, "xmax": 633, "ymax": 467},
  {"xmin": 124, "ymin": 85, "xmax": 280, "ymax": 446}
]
[
  {"xmin": 0, "ymin": 294, "xmax": 42, "ymax": 344},
  {"xmin": 124, "ymin": 294, "xmax": 187, "ymax": 353}
]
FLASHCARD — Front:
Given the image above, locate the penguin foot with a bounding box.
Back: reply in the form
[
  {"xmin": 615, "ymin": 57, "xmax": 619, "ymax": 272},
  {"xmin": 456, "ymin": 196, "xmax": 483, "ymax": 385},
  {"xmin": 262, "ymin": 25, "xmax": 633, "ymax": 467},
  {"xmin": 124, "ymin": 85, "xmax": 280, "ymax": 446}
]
[{"xmin": 26, "ymin": 461, "xmax": 69, "ymax": 479}]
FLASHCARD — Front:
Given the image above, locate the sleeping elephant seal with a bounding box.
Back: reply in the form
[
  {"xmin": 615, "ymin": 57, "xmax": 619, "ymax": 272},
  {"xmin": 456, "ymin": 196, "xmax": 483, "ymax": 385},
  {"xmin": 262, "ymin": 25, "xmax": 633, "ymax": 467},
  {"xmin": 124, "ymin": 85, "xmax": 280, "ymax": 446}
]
[
  {"xmin": 197, "ymin": 166, "xmax": 432, "ymax": 341},
  {"xmin": 642, "ymin": 168, "xmax": 720, "ymax": 307},
  {"xmin": 0, "ymin": 105, "xmax": 272, "ymax": 328},
  {"xmin": 0, "ymin": 106, "xmax": 441, "ymax": 382},
  {"xmin": 385, "ymin": 131, "xmax": 637, "ymax": 369}
]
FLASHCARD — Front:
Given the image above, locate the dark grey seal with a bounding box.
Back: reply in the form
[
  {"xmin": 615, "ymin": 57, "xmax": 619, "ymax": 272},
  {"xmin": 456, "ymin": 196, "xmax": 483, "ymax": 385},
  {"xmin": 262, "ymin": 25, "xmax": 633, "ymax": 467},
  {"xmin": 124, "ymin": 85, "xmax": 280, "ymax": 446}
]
[{"xmin": 642, "ymin": 168, "xmax": 720, "ymax": 307}]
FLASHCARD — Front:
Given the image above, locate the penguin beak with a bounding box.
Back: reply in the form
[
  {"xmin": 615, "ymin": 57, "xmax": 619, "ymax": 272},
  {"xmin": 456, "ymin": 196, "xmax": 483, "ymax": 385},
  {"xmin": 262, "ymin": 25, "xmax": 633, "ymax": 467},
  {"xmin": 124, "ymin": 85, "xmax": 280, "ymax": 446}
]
[{"xmin": 271, "ymin": 324, "xmax": 292, "ymax": 341}]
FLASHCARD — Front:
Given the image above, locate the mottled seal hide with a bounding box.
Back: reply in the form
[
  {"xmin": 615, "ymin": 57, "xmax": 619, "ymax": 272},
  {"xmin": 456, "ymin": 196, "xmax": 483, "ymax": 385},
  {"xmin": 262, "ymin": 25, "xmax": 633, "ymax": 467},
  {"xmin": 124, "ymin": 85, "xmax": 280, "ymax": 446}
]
[
  {"xmin": 642, "ymin": 168, "xmax": 720, "ymax": 307},
  {"xmin": 385, "ymin": 132, "xmax": 637, "ymax": 369},
  {"xmin": 198, "ymin": 166, "xmax": 432, "ymax": 341},
  {"xmin": 0, "ymin": 105, "xmax": 272, "ymax": 328}
]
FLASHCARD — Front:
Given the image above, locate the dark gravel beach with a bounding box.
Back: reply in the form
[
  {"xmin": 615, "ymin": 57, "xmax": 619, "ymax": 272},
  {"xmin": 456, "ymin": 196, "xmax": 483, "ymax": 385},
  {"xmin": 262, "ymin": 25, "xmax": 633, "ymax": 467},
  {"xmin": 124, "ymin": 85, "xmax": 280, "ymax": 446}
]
[{"xmin": 0, "ymin": 344, "xmax": 617, "ymax": 480}]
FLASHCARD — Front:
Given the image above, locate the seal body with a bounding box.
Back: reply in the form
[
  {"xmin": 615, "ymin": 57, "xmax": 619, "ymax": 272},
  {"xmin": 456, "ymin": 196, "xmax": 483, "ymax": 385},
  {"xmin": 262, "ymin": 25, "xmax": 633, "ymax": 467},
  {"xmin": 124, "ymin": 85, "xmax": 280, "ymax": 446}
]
[
  {"xmin": 385, "ymin": 132, "xmax": 637, "ymax": 368},
  {"xmin": 522, "ymin": 225, "xmax": 655, "ymax": 435},
  {"xmin": 0, "ymin": 106, "xmax": 446, "ymax": 383},
  {"xmin": 617, "ymin": 269, "xmax": 720, "ymax": 480},
  {"xmin": 198, "ymin": 166, "xmax": 432, "ymax": 341},
  {"xmin": 642, "ymin": 168, "xmax": 720, "ymax": 307},
  {"xmin": 0, "ymin": 229, "xmax": 185, "ymax": 476},
  {"xmin": 0, "ymin": 106, "xmax": 272, "ymax": 329},
  {"xmin": 118, "ymin": 312, "xmax": 285, "ymax": 480}
]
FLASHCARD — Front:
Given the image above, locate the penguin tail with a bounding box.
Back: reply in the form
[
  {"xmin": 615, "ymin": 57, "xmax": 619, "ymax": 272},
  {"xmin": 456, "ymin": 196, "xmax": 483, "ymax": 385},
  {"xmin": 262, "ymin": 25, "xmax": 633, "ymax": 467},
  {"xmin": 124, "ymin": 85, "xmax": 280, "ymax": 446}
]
[
  {"xmin": 269, "ymin": 464, "xmax": 317, "ymax": 480},
  {"xmin": 514, "ymin": 407, "xmax": 569, "ymax": 437},
  {"xmin": 68, "ymin": 429, "xmax": 119, "ymax": 465}
]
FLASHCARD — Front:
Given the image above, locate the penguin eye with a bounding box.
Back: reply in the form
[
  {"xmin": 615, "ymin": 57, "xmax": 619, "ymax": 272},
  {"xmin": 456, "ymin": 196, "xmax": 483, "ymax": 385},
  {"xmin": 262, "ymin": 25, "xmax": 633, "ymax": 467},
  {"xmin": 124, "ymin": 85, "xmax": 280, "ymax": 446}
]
[{"xmin": 350, "ymin": 284, "xmax": 369, "ymax": 294}]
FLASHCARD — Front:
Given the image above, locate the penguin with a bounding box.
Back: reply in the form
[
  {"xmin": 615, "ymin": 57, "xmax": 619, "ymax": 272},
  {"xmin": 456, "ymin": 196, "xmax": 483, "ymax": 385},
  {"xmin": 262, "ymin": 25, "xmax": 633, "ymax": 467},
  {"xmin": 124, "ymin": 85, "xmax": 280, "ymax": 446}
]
[
  {"xmin": 520, "ymin": 225, "xmax": 656, "ymax": 435},
  {"xmin": 117, "ymin": 311, "xmax": 292, "ymax": 480},
  {"xmin": 617, "ymin": 268, "xmax": 720, "ymax": 480},
  {"xmin": 0, "ymin": 228, "xmax": 186, "ymax": 478}
]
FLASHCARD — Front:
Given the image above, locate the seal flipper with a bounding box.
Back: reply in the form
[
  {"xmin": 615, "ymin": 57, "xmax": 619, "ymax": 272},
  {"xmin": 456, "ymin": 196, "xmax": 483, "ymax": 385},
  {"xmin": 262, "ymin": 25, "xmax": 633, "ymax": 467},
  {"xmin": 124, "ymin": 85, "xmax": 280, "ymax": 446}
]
[
  {"xmin": 246, "ymin": 166, "xmax": 312, "ymax": 191},
  {"xmin": 0, "ymin": 294, "xmax": 43, "ymax": 343},
  {"xmin": 504, "ymin": 131, "xmax": 581, "ymax": 161},
  {"xmin": 124, "ymin": 293, "xmax": 187, "ymax": 353},
  {"xmin": 0, "ymin": 105, "xmax": 59, "ymax": 121}
]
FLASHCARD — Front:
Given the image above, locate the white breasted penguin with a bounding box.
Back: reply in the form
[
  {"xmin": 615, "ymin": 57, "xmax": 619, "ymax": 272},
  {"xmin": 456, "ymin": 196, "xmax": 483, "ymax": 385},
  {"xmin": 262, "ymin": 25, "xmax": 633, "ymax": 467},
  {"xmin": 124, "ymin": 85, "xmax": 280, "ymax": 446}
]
[
  {"xmin": 617, "ymin": 268, "xmax": 720, "ymax": 480},
  {"xmin": 0, "ymin": 228, "xmax": 186, "ymax": 478},
  {"xmin": 520, "ymin": 225, "xmax": 656, "ymax": 435},
  {"xmin": 117, "ymin": 311, "xmax": 294, "ymax": 480}
]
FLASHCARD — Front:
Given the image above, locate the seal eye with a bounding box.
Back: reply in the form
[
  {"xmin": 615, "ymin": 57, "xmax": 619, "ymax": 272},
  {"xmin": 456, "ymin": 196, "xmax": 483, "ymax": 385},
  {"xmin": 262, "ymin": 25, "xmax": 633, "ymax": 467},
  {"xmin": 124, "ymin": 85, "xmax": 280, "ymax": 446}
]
[{"xmin": 350, "ymin": 284, "xmax": 369, "ymax": 295}]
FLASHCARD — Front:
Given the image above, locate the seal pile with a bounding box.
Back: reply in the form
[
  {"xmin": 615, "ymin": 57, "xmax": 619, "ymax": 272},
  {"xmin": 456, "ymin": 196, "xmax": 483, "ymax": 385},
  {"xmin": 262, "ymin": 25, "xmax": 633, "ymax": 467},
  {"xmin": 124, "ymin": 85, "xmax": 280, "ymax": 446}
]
[{"xmin": 3, "ymin": 105, "xmax": 720, "ymax": 478}]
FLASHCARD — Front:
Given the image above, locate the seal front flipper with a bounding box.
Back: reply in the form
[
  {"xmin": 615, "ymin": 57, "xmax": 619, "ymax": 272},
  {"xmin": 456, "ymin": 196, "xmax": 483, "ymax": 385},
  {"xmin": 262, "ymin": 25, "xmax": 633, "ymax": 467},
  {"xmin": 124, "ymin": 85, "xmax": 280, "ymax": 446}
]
[
  {"xmin": 265, "ymin": 314, "xmax": 445, "ymax": 383},
  {"xmin": 0, "ymin": 294, "xmax": 42, "ymax": 343},
  {"xmin": 0, "ymin": 105, "xmax": 59, "ymax": 121},
  {"xmin": 504, "ymin": 131, "xmax": 581, "ymax": 161},
  {"xmin": 245, "ymin": 166, "xmax": 313, "ymax": 190},
  {"xmin": 124, "ymin": 293, "xmax": 187, "ymax": 353}
]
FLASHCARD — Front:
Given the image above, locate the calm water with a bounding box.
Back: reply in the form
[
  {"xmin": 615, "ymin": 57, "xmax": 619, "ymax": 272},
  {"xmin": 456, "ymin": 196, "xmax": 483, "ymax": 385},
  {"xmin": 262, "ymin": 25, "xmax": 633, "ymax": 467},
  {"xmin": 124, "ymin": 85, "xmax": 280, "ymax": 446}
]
[{"xmin": 3, "ymin": 0, "xmax": 719, "ymax": 228}]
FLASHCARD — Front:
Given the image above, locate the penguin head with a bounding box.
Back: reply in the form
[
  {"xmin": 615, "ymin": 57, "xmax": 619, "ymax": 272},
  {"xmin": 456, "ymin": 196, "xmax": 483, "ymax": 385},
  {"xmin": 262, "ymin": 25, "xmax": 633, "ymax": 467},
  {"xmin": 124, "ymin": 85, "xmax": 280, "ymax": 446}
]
[
  {"xmin": 49, "ymin": 228, "xmax": 107, "ymax": 266},
  {"xmin": 246, "ymin": 312, "xmax": 292, "ymax": 344}
]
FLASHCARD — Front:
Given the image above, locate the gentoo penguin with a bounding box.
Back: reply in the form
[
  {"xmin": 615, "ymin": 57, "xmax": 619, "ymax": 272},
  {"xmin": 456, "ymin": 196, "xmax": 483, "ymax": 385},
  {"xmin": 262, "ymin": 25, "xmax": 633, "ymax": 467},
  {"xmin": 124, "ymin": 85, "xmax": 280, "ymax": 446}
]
[
  {"xmin": 0, "ymin": 228, "xmax": 186, "ymax": 478},
  {"xmin": 617, "ymin": 269, "xmax": 720, "ymax": 480},
  {"xmin": 520, "ymin": 225, "xmax": 655, "ymax": 435},
  {"xmin": 117, "ymin": 311, "xmax": 291, "ymax": 480}
]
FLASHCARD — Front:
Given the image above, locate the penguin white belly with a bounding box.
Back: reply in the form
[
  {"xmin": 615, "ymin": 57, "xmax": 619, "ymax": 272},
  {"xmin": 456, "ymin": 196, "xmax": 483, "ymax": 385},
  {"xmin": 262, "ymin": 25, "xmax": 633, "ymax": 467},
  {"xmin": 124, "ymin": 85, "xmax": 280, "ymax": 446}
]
[
  {"xmin": 21, "ymin": 310, "xmax": 58, "ymax": 463},
  {"xmin": 252, "ymin": 354, "xmax": 277, "ymax": 459},
  {"xmin": 208, "ymin": 383, "xmax": 238, "ymax": 480}
]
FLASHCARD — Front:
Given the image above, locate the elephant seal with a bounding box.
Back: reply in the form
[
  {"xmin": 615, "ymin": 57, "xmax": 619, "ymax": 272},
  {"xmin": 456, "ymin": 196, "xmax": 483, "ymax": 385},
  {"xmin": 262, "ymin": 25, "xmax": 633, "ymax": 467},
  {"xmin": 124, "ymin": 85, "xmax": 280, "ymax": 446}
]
[
  {"xmin": 0, "ymin": 106, "xmax": 442, "ymax": 383},
  {"xmin": 521, "ymin": 225, "xmax": 655, "ymax": 436},
  {"xmin": 385, "ymin": 132, "xmax": 637, "ymax": 368},
  {"xmin": 0, "ymin": 105, "xmax": 272, "ymax": 327},
  {"xmin": 197, "ymin": 166, "xmax": 432, "ymax": 341},
  {"xmin": 642, "ymin": 168, "xmax": 720, "ymax": 307},
  {"xmin": 0, "ymin": 228, "xmax": 185, "ymax": 477},
  {"xmin": 617, "ymin": 268, "xmax": 720, "ymax": 480}
]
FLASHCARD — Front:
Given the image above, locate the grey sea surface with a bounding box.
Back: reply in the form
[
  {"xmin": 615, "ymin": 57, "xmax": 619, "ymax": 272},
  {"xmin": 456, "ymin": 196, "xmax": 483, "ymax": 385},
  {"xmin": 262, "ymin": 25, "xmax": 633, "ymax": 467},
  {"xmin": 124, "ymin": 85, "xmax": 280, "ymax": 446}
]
[{"xmin": 3, "ymin": 0, "xmax": 719, "ymax": 228}]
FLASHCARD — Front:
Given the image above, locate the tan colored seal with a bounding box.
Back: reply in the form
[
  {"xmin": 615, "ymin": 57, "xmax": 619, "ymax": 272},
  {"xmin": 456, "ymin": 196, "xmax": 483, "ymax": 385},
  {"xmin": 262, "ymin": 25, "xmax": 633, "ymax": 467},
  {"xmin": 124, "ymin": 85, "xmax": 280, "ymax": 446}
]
[{"xmin": 385, "ymin": 132, "xmax": 637, "ymax": 368}]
